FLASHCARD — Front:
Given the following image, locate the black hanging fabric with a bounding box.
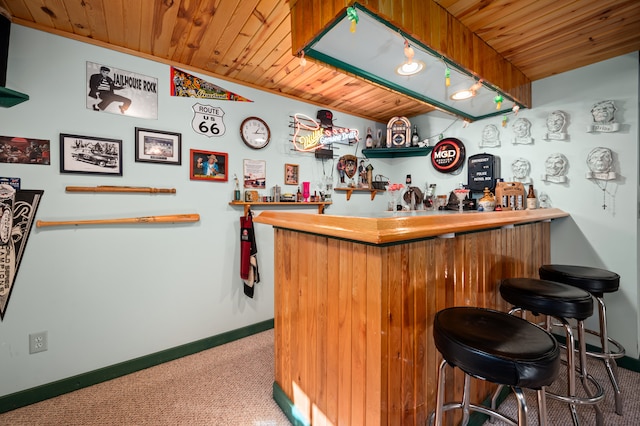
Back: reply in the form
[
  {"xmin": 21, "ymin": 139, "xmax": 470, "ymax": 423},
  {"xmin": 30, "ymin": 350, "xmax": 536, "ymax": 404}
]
[{"xmin": 239, "ymin": 211, "xmax": 259, "ymax": 298}]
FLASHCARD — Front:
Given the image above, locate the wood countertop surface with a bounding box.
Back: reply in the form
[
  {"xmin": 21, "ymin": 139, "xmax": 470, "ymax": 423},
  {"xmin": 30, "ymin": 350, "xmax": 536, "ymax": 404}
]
[{"xmin": 253, "ymin": 208, "xmax": 568, "ymax": 244}]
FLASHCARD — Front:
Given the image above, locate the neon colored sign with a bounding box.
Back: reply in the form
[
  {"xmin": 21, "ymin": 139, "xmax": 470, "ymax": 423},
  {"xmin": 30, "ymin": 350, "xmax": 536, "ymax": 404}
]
[{"xmin": 291, "ymin": 113, "xmax": 359, "ymax": 152}]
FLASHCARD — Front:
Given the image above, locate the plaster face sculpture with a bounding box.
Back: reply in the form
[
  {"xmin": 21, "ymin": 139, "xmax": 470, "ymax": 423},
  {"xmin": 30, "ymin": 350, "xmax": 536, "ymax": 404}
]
[
  {"xmin": 586, "ymin": 147, "xmax": 616, "ymax": 180},
  {"xmin": 511, "ymin": 157, "xmax": 532, "ymax": 184},
  {"xmin": 543, "ymin": 110, "xmax": 568, "ymax": 141},
  {"xmin": 542, "ymin": 153, "xmax": 569, "ymax": 183},
  {"xmin": 587, "ymin": 100, "xmax": 620, "ymax": 133},
  {"xmin": 511, "ymin": 118, "xmax": 533, "ymax": 145},
  {"xmin": 480, "ymin": 124, "xmax": 500, "ymax": 148}
]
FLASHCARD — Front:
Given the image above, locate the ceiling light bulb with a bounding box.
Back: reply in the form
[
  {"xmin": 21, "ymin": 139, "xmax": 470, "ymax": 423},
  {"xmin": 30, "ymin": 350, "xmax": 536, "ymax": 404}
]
[
  {"xmin": 396, "ymin": 60, "xmax": 425, "ymax": 76},
  {"xmin": 450, "ymin": 89, "xmax": 476, "ymax": 100}
]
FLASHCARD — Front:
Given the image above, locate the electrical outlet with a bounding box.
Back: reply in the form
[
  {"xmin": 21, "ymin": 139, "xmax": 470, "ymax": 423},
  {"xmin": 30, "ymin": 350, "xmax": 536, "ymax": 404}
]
[{"xmin": 29, "ymin": 331, "xmax": 47, "ymax": 354}]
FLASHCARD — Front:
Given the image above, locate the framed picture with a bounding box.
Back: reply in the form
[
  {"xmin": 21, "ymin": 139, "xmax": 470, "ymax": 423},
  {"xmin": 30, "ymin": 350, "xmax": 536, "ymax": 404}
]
[
  {"xmin": 284, "ymin": 163, "xmax": 299, "ymax": 185},
  {"xmin": 135, "ymin": 128, "xmax": 181, "ymax": 165},
  {"xmin": 60, "ymin": 134, "xmax": 123, "ymax": 176},
  {"xmin": 190, "ymin": 149, "xmax": 228, "ymax": 181},
  {"xmin": 243, "ymin": 159, "xmax": 266, "ymax": 189}
]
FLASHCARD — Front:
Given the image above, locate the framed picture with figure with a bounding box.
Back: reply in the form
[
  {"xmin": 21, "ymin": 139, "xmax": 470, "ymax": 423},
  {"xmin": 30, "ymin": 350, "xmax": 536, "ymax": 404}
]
[
  {"xmin": 60, "ymin": 133, "xmax": 123, "ymax": 176},
  {"xmin": 190, "ymin": 149, "xmax": 228, "ymax": 182},
  {"xmin": 285, "ymin": 163, "xmax": 298, "ymax": 185}
]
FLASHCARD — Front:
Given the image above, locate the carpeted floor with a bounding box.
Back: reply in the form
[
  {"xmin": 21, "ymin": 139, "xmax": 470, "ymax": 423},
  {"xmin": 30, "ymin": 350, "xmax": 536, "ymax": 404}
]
[{"xmin": 1, "ymin": 329, "xmax": 638, "ymax": 425}]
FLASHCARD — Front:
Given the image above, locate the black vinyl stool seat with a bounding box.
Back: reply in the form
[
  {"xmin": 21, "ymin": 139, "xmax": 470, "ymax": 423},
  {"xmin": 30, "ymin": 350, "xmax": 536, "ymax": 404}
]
[
  {"xmin": 431, "ymin": 306, "xmax": 560, "ymax": 426},
  {"xmin": 540, "ymin": 264, "xmax": 624, "ymax": 415},
  {"xmin": 498, "ymin": 278, "xmax": 605, "ymax": 426}
]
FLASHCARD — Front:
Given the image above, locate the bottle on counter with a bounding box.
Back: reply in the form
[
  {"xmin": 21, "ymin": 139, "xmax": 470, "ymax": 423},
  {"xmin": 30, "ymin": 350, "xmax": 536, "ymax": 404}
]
[
  {"xmin": 406, "ymin": 174, "xmax": 412, "ymax": 185},
  {"xmin": 527, "ymin": 184, "xmax": 537, "ymax": 209},
  {"xmin": 411, "ymin": 125, "xmax": 420, "ymax": 147},
  {"xmin": 296, "ymin": 186, "xmax": 302, "ymax": 202}
]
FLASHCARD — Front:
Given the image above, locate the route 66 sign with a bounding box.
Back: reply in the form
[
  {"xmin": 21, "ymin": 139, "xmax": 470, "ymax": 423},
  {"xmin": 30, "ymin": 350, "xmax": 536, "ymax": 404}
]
[{"xmin": 192, "ymin": 103, "xmax": 226, "ymax": 137}]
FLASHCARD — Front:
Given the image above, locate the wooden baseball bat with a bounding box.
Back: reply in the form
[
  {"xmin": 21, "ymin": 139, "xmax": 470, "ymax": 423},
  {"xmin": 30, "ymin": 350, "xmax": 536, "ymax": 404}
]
[
  {"xmin": 66, "ymin": 186, "xmax": 176, "ymax": 194},
  {"xmin": 36, "ymin": 214, "xmax": 200, "ymax": 228}
]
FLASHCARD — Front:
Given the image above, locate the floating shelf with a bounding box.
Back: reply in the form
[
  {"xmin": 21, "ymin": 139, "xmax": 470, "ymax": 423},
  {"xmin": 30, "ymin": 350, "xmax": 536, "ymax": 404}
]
[
  {"xmin": 362, "ymin": 146, "xmax": 433, "ymax": 158},
  {"xmin": 335, "ymin": 187, "xmax": 384, "ymax": 201},
  {"xmin": 0, "ymin": 87, "xmax": 29, "ymax": 108},
  {"xmin": 229, "ymin": 201, "xmax": 331, "ymax": 215}
]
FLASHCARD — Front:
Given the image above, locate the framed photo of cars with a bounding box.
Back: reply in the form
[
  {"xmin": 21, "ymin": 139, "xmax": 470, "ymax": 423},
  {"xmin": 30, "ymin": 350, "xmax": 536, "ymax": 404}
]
[
  {"xmin": 134, "ymin": 127, "xmax": 181, "ymax": 165},
  {"xmin": 60, "ymin": 134, "xmax": 123, "ymax": 176}
]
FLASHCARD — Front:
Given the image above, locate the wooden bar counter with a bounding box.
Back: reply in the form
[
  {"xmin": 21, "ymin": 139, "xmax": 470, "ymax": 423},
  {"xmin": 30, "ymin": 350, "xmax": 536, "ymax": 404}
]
[{"xmin": 254, "ymin": 208, "xmax": 568, "ymax": 426}]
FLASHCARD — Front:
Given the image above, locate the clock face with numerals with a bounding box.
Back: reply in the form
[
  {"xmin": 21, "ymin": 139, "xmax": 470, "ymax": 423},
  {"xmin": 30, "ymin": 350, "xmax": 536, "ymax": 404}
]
[{"xmin": 240, "ymin": 117, "xmax": 271, "ymax": 149}]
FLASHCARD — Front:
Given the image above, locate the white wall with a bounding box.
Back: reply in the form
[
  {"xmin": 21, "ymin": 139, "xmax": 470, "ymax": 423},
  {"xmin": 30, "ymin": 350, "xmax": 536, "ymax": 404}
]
[
  {"xmin": 0, "ymin": 25, "xmax": 384, "ymax": 397},
  {"xmin": 1, "ymin": 25, "xmax": 638, "ymax": 398}
]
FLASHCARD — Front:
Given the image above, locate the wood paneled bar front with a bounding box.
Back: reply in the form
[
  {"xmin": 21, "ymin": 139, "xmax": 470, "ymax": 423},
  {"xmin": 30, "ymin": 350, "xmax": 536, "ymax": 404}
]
[{"xmin": 254, "ymin": 209, "xmax": 568, "ymax": 426}]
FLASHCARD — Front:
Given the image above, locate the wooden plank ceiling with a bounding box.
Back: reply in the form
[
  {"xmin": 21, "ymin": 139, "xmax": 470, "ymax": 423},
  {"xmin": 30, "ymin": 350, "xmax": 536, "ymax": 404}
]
[{"xmin": 1, "ymin": 0, "xmax": 639, "ymax": 123}]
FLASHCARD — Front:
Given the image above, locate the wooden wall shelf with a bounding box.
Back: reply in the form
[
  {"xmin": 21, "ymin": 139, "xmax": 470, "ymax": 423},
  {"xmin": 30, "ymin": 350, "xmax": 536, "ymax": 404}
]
[
  {"xmin": 229, "ymin": 201, "xmax": 331, "ymax": 215},
  {"xmin": 335, "ymin": 187, "xmax": 384, "ymax": 201},
  {"xmin": 362, "ymin": 146, "xmax": 433, "ymax": 158}
]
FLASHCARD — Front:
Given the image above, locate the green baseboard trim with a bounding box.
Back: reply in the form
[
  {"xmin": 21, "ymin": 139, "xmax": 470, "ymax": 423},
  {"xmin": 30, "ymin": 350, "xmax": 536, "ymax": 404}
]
[
  {"xmin": 551, "ymin": 332, "xmax": 640, "ymax": 372},
  {"xmin": 272, "ymin": 381, "xmax": 310, "ymax": 426},
  {"xmin": 0, "ymin": 319, "xmax": 274, "ymax": 414}
]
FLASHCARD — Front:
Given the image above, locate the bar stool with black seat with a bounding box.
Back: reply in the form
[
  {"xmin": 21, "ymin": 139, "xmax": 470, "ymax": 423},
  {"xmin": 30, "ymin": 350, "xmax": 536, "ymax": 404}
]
[
  {"xmin": 498, "ymin": 277, "xmax": 605, "ymax": 425},
  {"xmin": 431, "ymin": 306, "xmax": 560, "ymax": 426},
  {"xmin": 539, "ymin": 264, "xmax": 624, "ymax": 415}
]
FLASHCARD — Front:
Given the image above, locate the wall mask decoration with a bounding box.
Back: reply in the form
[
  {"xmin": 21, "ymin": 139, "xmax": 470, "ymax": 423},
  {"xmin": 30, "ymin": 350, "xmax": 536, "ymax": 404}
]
[
  {"xmin": 543, "ymin": 110, "xmax": 568, "ymax": 141},
  {"xmin": 541, "ymin": 153, "xmax": 569, "ymax": 184},
  {"xmin": 587, "ymin": 100, "xmax": 620, "ymax": 133},
  {"xmin": 480, "ymin": 124, "xmax": 501, "ymax": 148},
  {"xmin": 511, "ymin": 118, "xmax": 533, "ymax": 145},
  {"xmin": 585, "ymin": 147, "xmax": 618, "ymax": 210},
  {"xmin": 510, "ymin": 157, "xmax": 532, "ymax": 184}
]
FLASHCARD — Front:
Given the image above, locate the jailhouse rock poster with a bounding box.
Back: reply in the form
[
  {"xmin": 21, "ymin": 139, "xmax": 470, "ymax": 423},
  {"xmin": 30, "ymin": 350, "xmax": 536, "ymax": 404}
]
[{"xmin": 86, "ymin": 61, "xmax": 158, "ymax": 120}]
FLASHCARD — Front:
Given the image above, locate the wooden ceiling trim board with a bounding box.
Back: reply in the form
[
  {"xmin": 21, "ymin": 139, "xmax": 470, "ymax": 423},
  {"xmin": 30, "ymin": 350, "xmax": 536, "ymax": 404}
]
[
  {"xmin": 0, "ymin": 0, "xmax": 32, "ymax": 21},
  {"xmin": 188, "ymin": 0, "xmax": 242, "ymax": 67},
  {"xmin": 164, "ymin": 0, "xmax": 207, "ymax": 62},
  {"xmin": 121, "ymin": 0, "xmax": 143, "ymax": 52},
  {"xmin": 216, "ymin": 0, "xmax": 283, "ymax": 67},
  {"xmin": 58, "ymin": 0, "xmax": 92, "ymax": 38},
  {"xmin": 149, "ymin": 0, "xmax": 182, "ymax": 58},
  {"xmin": 82, "ymin": 0, "xmax": 108, "ymax": 42},
  {"xmin": 20, "ymin": 0, "xmax": 55, "ymax": 28},
  {"xmin": 41, "ymin": 0, "xmax": 74, "ymax": 33},
  {"xmin": 206, "ymin": 1, "xmax": 261, "ymax": 67},
  {"xmin": 454, "ymin": 0, "xmax": 559, "ymax": 31},
  {"xmin": 491, "ymin": 1, "xmax": 639, "ymax": 55},
  {"xmin": 173, "ymin": 0, "xmax": 219, "ymax": 64},
  {"xmin": 137, "ymin": 1, "xmax": 156, "ymax": 55},
  {"xmin": 215, "ymin": 0, "xmax": 289, "ymax": 77},
  {"xmin": 103, "ymin": 0, "xmax": 125, "ymax": 47},
  {"xmin": 475, "ymin": 1, "xmax": 620, "ymax": 45}
]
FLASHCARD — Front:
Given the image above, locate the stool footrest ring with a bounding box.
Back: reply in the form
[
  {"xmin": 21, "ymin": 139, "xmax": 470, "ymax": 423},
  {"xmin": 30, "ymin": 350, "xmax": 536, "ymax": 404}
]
[{"xmin": 545, "ymin": 373, "xmax": 605, "ymax": 406}]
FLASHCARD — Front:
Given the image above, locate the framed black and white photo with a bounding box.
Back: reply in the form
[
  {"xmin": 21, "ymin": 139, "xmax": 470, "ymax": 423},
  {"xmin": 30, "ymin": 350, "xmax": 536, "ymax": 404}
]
[
  {"xmin": 60, "ymin": 134, "xmax": 123, "ymax": 176},
  {"xmin": 135, "ymin": 128, "xmax": 181, "ymax": 165}
]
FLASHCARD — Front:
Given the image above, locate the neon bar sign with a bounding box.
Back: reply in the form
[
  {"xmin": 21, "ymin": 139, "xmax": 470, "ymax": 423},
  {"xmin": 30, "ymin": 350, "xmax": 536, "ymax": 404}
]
[{"xmin": 291, "ymin": 113, "xmax": 359, "ymax": 152}]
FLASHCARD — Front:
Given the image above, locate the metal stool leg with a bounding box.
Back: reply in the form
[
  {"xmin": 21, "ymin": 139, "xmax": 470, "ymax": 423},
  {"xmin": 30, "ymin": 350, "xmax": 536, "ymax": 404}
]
[
  {"xmin": 537, "ymin": 388, "xmax": 549, "ymax": 426},
  {"xmin": 578, "ymin": 318, "xmax": 604, "ymax": 425},
  {"xmin": 434, "ymin": 359, "xmax": 447, "ymax": 426},
  {"xmin": 596, "ymin": 295, "xmax": 623, "ymax": 415}
]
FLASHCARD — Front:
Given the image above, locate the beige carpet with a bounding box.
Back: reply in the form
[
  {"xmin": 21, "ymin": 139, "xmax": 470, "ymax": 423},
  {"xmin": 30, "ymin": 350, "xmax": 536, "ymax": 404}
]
[
  {"xmin": 0, "ymin": 329, "xmax": 290, "ymax": 426},
  {"xmin": 1, "ymin": 329, "xmax": 639, "ymax": 425}
]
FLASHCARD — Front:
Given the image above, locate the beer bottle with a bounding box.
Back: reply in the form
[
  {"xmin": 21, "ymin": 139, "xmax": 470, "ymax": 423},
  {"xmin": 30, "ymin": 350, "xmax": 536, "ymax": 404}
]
[
  {"xmin": 296, "ymin": 186, "xmax": 302, "ymax": 202},
  {"xmin": 411, "ymin": 125, "xmax": 420, "ymax": 146},
  {"xmin": 526, "ymin": 184, "xmax": 537, "ymax": 209}
]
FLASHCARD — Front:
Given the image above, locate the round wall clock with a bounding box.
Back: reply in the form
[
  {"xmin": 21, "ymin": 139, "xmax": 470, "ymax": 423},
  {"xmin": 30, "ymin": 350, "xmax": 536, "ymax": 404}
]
[{"xmin": 240, "ymin": 116, "xmax": 271, "ymax": 149}]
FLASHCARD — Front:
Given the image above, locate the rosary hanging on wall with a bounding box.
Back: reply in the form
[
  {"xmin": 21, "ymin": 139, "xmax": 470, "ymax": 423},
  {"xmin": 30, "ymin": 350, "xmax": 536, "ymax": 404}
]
[{"xmin": 585, "ymin": 147, "xmax": 618, "ymax": 210}]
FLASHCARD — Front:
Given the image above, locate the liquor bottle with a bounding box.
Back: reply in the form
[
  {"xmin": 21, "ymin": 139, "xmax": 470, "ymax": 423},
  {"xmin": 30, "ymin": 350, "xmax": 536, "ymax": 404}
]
[
  {"xmin": 526, "ymin": 184, "xmax": 537, "ymax": 209},
  {"xmin": 296, "ymin": 186, "xmax": 302, "ymax": 202},
  {"xmin": 411, "ymin": 125, "xmax": 420, "ymax": 147},
  {"xmin": 406, "ymin": 174, "xmax": 412, "ymax": 185}
]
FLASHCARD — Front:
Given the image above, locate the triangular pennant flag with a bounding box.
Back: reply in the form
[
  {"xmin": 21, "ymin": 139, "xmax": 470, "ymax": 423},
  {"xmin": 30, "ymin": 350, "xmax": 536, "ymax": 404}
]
[
  {"xmin": 170, "ymin": 67, "xmax": 253, "ymax": 102},
  {"xmin": 1, "ymin": 189, "xmax": 44, "ymax": 320}
]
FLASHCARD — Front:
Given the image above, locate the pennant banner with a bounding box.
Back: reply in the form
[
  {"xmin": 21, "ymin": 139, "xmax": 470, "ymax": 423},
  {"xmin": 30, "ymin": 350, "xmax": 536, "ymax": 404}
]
[
  {"xmin": 1, "ymin": 189, "xmax": 44, "ymax": 320},
  {"xmin": 171, "ymin": 67, "xmax": 253, "ymax": 102}
]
